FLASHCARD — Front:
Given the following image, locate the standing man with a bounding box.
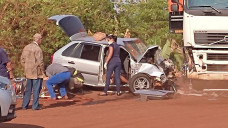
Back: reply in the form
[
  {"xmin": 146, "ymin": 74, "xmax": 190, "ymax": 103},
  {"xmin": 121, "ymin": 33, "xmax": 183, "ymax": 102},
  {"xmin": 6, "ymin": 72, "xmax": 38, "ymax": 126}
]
[
  {"xmin": 21, "ymin": 33, "xmax": 45, "ymax": 110},
  {"xmin": 0, "ymin": 47, "xmax": 14, "ymax": 79}
]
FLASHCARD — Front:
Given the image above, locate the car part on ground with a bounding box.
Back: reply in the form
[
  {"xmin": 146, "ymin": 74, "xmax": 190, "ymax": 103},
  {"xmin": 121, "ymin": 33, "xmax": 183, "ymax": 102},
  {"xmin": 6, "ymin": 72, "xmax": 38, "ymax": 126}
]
[{"xmin": 135, "ymin": 89, "xmax": 175, "ymax": 101}]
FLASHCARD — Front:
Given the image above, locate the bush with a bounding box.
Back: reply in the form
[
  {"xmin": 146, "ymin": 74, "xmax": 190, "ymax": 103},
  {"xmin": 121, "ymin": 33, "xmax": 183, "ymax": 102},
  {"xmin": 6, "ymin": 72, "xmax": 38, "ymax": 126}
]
[{"xmin": 0, "ymin": 0, "xmax": 117, "ymax": 77}]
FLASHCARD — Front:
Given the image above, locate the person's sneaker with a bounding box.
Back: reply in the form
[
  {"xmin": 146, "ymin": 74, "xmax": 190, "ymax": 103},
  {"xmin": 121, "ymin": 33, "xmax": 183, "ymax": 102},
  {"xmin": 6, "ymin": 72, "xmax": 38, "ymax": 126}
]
[
  {"xmin": 98, "ymin": 92, "xmax": 108, "ymax": 96},
  {"xmin": 22, "ymin": 107, "xmax": 27, "ymax": 110},
  {"xmin": 47, "ymin": 97, "xmax": 57, "ymax": 101},
  {"xmin": 117, "ymin": 92, "xmax": 121, "ymax": 96},
  {"xmin": 62, "ymin": 95, "xmax": 69, "ymax": 100},
  {"xmin": 32, "ymin": 107, "xmax": 42, "ymax": 110}
]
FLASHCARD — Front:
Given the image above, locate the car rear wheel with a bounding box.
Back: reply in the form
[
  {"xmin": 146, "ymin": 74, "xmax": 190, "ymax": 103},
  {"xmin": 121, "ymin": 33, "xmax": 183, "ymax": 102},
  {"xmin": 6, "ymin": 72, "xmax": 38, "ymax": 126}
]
[{"xmin": 129, "ymin": 73, "xmax": 153, "ymax": 94}]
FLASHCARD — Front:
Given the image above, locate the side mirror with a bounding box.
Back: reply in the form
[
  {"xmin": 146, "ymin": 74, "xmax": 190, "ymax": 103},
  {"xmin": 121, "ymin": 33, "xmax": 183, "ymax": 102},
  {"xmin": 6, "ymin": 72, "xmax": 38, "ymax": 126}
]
[
  {"xmin": 171, "ymin": 4, "xmax": 179, "ymax": 12},
  {"xmin": 172, "ymin": 0, "xmax": 179, "ymax": 3}
]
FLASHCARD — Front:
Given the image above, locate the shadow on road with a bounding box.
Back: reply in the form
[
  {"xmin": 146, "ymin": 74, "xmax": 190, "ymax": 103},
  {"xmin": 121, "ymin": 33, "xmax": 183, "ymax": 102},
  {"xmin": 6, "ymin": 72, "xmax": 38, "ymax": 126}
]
[
  {"xmin": 44, "ymin": 100, "xmax": 77, "ymax": 109},
  {"xmin": 15, "ymin": 85, "xmax": 133, "ymax": 110},
  {"xmin": 82, "ymin": 93, "xmax": 136, "ymax": 105},
  {"xmin": 0, "ymin": 123, "xmax": 44, "ymax": 128},
  {"xmin": 15, "ymin": 100, "xmax": 77, "ymax": 111}
]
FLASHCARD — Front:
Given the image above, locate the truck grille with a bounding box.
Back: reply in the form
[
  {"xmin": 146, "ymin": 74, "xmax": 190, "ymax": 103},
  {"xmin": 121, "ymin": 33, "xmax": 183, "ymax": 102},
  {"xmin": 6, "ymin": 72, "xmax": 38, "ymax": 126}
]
[
  {"xmin": 194, "ymin": 33, "xmax": 228, "ymax": 45},
  {"xmin": 207, "ymin": 64, "xmax": 228, "ymax": 71},
  {"xmin": 207, "ymin": 53, "xmax": 228, "ymax": 60}
]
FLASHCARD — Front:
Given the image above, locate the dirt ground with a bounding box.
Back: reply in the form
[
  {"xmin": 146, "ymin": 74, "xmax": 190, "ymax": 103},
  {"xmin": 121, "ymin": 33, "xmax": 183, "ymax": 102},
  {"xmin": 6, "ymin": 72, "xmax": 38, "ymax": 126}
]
[{"xmin": 1, "ymin": 77, "xmax": 228, "ymax": 128}]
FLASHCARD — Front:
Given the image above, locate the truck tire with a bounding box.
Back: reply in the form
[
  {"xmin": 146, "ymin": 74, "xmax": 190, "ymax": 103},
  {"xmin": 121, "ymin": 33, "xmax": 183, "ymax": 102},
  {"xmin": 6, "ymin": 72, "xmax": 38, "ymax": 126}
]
[{"xmin": 129, "ymin": 73, "xmax": 153, "ymax": 95}]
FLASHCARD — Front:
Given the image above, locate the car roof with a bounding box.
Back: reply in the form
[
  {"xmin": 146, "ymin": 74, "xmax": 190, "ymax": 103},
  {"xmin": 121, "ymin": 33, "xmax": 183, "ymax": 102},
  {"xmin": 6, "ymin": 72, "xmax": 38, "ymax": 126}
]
[{"xmin": 75, "ymin": 36, "xmax": 140, "ymax": 46}]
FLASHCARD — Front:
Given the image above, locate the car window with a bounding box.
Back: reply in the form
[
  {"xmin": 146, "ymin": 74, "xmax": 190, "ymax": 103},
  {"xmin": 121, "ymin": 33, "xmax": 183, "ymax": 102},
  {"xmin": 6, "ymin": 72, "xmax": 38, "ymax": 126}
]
[
  {"xmin": 62, "ymin": 43, "xmax": 83, "ymax": 58},
  {"xmin": 80, "ymin": 43, "xmax": 101, "ymax": 62}
]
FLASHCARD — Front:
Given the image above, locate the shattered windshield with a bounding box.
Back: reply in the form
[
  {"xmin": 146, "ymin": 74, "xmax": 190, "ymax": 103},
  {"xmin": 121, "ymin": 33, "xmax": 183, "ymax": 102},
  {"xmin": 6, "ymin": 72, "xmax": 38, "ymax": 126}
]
[
  {"xmin": 123, "ymin": 39, "xmax": 147, "ymax": 61},
  {"xmin": 187, "ymin": 0, "xmax": 228, "ymax": 9}
]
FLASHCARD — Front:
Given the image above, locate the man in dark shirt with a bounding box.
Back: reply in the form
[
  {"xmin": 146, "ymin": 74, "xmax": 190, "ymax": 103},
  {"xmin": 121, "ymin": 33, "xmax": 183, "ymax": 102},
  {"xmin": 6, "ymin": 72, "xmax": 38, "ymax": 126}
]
[{"xmin": 0, "ymin": 47, "xmax": 13, "ymax": 79}]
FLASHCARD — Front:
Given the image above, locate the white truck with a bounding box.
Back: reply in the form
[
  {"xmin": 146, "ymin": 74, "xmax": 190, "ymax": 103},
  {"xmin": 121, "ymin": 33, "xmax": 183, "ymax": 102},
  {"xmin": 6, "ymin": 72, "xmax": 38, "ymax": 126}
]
[{"xmin": 169, "ymin": 0, "xmax": 228, "ymax": 89}]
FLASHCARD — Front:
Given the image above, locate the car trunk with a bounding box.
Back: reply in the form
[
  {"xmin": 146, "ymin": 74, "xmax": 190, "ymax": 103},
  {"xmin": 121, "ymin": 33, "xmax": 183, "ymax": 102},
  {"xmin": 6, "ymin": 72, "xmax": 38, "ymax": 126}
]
[{"xmin": 48, "ymin": 15, "xmax": 87, "ymax": 41}]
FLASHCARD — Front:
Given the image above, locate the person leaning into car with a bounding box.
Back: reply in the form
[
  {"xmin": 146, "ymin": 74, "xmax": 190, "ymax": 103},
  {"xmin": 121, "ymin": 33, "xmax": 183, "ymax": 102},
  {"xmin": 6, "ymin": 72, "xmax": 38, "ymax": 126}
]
[
  {"xmin": 0, "ymin": 47, "xmax": 14, "ymax": 79},
  {"xmin": 99, "ymin": 34, "xmax": 122, "ymax": 96},
  {"xmin": 20, "ymin": 33, "xmax": 47, "ymax": 110},
  {"xmin": 45, "ymin": 63, "xmax": 76, "ymax": 100}
]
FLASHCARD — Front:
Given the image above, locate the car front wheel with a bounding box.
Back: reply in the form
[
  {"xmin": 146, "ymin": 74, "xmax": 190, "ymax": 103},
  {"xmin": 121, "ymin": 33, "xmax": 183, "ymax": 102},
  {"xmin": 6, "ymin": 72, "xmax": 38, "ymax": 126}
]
[{"xmin": 129, "ymin": 73, "xmax": 153, "ymax": 94}]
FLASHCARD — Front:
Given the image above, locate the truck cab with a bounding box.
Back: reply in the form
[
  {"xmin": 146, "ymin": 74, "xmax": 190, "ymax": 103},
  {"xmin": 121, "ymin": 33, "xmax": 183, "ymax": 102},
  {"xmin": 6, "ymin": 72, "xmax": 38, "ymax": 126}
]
[{"xmin": 169, "ymin": 0, "xmax": 228, "ymax": 87}]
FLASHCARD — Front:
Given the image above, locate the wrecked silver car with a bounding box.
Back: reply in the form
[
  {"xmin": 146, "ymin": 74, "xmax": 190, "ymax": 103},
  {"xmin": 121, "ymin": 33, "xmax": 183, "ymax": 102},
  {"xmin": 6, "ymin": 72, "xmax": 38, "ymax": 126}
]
[{"xmin": 48, "ymin": 15, "xmax": 175, "ymax": 94}]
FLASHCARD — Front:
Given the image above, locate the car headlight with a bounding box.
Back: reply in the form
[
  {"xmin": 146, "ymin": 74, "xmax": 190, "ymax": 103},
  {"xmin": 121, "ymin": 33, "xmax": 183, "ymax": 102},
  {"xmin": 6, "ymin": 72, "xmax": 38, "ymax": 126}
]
[
  {"xmin": 160, "ymin": 74, "xmax": 167, "ymax": 83},
  {"xmin": 133, "ymin": 63, "xmax": 142, "ymax": 74},
  {"xmin": 0, "ymin": 83, "xmax": 10, "ymax": 90},
  {"xmin": 0, "ymin": 83, "xmax": 16, "ymax": 103},
  {"xmin": 11, "ymin": 91, "xmax": 17, "ymax": 104},
  {"xmin": 9, "ymin": 85, "xmax": 17, "ymax": 103},
  {"xmin": 6, "ymin": 84, "xmax": 12, "ymax": 91},
  {"xmin": 6, "ymin": 84, "xmax": 17, "ymax": 103}
]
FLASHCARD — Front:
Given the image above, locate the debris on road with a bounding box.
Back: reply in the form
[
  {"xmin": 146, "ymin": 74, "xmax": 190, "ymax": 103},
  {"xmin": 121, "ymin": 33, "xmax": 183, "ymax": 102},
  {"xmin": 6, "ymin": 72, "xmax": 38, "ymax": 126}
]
[{"xmin": 134, "ymin": 89, "xmax": 175, "ymax": 101}]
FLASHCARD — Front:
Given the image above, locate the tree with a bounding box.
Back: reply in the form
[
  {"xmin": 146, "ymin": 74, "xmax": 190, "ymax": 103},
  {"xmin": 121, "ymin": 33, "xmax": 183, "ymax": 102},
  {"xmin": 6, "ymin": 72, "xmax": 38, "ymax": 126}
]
[
  {"xmin": 0, "ymin": 0, "xmax": 117, "ymax": 76},
  {"xmin": 0, "ymin": 0, "xmax": 183, "ymax": 76},
  {"xmin": 116, "ymin": 0, "xmax": 183, "ymax": 69}
]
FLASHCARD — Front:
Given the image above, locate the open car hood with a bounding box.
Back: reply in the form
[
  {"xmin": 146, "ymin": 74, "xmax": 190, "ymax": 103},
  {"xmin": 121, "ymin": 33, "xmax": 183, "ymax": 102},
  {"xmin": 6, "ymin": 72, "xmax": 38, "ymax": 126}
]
[
  {"xmin": 122, "ymin": 39, "xmax": 161, "ymax": 63},
  {"xmin": 136, "ymin": 45, "xmax": 160, "ymax": 63},
  {"xmin": 48, "ymin": 15, "xmax": 87, "ymax": 41}
]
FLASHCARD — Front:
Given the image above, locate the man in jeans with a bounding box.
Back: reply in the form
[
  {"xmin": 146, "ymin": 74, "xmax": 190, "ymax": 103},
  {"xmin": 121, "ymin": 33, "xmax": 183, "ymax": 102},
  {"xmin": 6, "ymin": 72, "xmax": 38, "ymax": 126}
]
[
  {"xmin": 21, "ymin": 33, "xmax": 46, "ymax": 110},
  {"xmin": 45, "ymin": 63, "xmax": 75, "ymax": 100}
]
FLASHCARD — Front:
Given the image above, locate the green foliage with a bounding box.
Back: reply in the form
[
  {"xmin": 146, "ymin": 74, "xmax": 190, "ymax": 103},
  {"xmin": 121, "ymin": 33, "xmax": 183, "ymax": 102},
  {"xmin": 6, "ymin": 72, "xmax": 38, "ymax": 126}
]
[
  {"xmin": 117, "ymin": 0, "xmax": 169, "ymax": 44},
  {"xmin": 0, "ymin": 0, "xmax": 183, "ymax": 76},
  {"xmin": 162, "ymin": 39, "xmax": 171, "ymax": 59},
  {"xmin": 117, "ymin": 0, "xmax": 183, "ymax": 69},
  {"xmin": 0, "ymin": 0, "xmax": 117, "ymax": 77},
  {"xmin": 161, "ymin": 39, "xmax": 184, "ymax": 71},
  {"xmin": 170, "ymin": 50, "xmax": 184, "ymax": 71}
]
